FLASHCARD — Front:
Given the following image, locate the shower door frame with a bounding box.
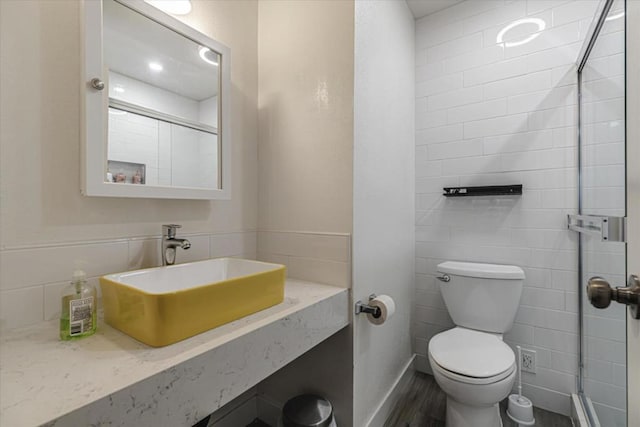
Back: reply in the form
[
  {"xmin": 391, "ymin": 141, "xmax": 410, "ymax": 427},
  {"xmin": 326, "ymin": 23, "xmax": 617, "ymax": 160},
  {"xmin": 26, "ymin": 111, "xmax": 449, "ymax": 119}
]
[
  {"xmin": 576, "ymin": 0, "xmax": 629, "ymax": 425},
  {"xmin": 625, "ymin": 1, "xmax": 640, "ymax": 425}
]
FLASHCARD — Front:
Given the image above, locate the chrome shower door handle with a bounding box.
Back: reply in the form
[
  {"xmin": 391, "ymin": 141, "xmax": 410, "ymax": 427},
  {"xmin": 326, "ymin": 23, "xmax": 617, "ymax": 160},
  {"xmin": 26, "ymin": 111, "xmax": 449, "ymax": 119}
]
[{"xmin": 587, "ymin": 275, "xmax": 640, "ymax": 319}]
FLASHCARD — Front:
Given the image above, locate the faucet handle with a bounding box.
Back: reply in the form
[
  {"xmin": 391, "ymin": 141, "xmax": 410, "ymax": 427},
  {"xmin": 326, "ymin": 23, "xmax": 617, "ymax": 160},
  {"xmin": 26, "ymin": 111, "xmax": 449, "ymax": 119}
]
[{"xmin": 163, "ymin": 224, "xmax": 182, "ymax": 239}]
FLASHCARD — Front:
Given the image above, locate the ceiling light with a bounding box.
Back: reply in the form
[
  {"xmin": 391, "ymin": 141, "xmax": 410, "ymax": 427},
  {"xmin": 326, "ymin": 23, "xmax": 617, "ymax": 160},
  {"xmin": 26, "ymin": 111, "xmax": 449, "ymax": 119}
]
[
  {"xmin": 496, "ymin": 18, "xmax": 546, "ymax": 48},
  {"xmin": 148, "ymin": 62, "xmax": 164, "ymax": 72},
  {"xmin": 198, "ymin": 47, "xmax": 219, "ymax": 66},
  {"xmin": 144, "ymin": 0, "xmax": 192, "ymax": 15},
  {"xmin": 605, "ymin": 11, "xmax": 624, "ymax": 21}
]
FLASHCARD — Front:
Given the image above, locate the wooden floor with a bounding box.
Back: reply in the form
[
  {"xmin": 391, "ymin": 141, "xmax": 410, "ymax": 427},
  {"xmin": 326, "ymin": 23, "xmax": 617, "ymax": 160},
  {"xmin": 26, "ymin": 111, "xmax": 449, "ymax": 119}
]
[{"xmin": 384, "ymin": 372, "xmax": 573, "ymax": 427}]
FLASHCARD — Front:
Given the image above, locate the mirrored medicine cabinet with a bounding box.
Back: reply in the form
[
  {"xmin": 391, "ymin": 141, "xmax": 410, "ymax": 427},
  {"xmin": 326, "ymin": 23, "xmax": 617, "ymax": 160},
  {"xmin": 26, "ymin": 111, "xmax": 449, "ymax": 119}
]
[{"xmin": 82, "ymin": 0, "xmax": 231, "ymax": 199}]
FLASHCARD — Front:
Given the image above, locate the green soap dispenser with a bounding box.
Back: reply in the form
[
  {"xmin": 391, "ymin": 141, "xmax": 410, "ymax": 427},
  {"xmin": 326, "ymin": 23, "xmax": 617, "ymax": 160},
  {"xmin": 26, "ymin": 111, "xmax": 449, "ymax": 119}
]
[{"xmin": 59, "ymin": 270, "xmax": 97, "ymax": 340}]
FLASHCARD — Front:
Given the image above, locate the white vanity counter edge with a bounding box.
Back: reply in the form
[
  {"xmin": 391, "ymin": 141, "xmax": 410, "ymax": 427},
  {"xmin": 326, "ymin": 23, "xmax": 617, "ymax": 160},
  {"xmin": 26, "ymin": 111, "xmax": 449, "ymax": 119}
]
[{"xmin": 0, "ymin": 279, "xmax": 349, "ymax": 427}]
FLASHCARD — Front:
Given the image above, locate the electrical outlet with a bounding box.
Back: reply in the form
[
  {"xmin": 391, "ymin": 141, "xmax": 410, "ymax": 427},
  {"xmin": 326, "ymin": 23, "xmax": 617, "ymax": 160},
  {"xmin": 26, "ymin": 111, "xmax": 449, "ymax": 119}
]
[{"xmin": 521, "ymin": 348, "xmax": 536, "ymax": 373}]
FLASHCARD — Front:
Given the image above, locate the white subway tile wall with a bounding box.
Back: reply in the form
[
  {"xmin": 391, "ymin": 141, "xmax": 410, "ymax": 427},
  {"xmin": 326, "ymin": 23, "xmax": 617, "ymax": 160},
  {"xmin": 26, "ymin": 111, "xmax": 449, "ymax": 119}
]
[
  {"xmin": 579, "ymin": 0, "xmax": 626, "ymax": 424},
  {"xmin": 0, "ymin": 231, "xmax": 257, "ymax": 329},
  {"xmin": 257, "ymin": 231, "xmax": 351, "ymax": 288},
  {"xmin": 108, "ymin": 71, "xmax": 218, "ymax": 188},
  {"xmin": 414, "ymin": 0, "xmax": 599, "ymax": 416}
]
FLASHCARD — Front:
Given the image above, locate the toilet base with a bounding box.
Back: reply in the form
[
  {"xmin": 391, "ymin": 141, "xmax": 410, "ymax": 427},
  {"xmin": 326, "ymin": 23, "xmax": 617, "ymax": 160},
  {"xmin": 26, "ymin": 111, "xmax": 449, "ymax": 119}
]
[{"xmin": 446, "ymin": 397, "xmax": 503, "ymax": 427}]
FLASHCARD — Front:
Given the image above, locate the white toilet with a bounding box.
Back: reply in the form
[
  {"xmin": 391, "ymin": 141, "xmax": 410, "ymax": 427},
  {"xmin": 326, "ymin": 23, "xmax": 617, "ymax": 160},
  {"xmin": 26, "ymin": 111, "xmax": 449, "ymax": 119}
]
[{"xmin": 427, "ymin": 261, "xmax": 525, "ymax": 427}]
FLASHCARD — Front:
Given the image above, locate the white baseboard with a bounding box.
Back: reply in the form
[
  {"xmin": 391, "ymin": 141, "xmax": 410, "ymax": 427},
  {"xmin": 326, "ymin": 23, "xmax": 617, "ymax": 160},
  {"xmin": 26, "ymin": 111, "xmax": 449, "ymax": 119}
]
[{"xmin": 365, "ymin": 354, "xmax": 417, "ymax": 427}]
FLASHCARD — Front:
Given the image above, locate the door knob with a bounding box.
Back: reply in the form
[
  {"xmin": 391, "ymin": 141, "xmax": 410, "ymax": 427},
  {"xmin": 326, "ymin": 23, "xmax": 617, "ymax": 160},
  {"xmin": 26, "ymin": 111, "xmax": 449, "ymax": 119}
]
[
  {"xmin": 90, "ymin": 77, "xmax": 105, "ymax": 90},
  {"xmin": 587, "ymin": 275, "xmax": 640, "ymax": 319}
]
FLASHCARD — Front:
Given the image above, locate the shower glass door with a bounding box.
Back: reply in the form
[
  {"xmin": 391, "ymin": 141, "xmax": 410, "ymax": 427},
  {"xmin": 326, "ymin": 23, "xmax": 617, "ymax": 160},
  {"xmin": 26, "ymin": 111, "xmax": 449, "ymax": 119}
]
[{"xmin": 578, "ymin": 0, "xmax": 627, "ymax": 425}]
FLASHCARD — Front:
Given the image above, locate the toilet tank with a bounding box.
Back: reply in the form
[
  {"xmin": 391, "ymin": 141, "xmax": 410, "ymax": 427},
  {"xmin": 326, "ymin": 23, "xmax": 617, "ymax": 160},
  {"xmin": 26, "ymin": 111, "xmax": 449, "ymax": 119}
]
[{"xmin": 437, "ymin": 261, "xmax": 525, "ymax": 333}]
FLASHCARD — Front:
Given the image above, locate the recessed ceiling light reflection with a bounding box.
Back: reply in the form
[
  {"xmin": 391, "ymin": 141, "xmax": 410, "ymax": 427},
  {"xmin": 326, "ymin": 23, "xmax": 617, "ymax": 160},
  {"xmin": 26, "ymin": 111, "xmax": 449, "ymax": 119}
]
[
  {"xmin": 113, "ymin": 86, "xmax": 125, "ymax": 93},
  {"xmin": 149, "ymin": 62, "xmax": 164, "ymax": 72},
  {"xmin": 605, "ymin": 11, "xmax": 624, "ymax": 21},
  {"xmin": 496, "ymin": 18, "xmax": 546, "ymax": 48},
  {"xmin": 144, "ymin": 0, "xmax": 192, "ymax": 15},
  {"xmin": 198, "ymin": 47, "xmax": 219, "ymax": 66}
]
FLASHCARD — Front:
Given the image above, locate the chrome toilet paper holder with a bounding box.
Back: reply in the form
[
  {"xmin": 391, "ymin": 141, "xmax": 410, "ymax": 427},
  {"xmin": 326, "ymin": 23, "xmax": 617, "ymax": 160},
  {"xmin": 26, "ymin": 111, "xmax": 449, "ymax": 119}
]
[{"xmin": 355, "ymin": 294, "xmax": 382, "ymax": 318}]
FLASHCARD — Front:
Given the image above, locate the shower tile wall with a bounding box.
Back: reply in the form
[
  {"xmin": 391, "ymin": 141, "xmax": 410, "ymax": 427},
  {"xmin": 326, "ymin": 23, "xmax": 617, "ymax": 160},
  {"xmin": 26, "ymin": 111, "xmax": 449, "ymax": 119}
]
[
  {"xmin": 414, "ymin": 0, "xmax": 598, "ymax": 416},
  {"xmin": 579, "ymin": 0, "xmax": 626, "ymax": 424}
]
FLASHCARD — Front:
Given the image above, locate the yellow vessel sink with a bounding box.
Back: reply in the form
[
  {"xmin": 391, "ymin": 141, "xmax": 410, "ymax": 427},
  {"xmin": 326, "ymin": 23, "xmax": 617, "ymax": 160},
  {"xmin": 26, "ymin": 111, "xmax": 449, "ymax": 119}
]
[{"xmin": 100, "ymin": 258, "xmax": 286, "ymax": 347}]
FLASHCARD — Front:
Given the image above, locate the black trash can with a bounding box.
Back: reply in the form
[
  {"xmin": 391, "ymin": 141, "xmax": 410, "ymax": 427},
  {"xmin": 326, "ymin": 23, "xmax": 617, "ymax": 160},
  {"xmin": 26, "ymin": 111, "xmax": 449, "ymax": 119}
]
[{"xmin": 279, "ymin": 394, "xmax": 337, "ymax": 427}]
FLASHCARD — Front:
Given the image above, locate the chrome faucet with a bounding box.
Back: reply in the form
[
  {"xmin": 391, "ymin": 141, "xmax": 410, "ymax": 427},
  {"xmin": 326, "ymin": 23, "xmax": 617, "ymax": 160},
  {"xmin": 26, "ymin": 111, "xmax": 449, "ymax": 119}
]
[{"xmin": 162, "ymin": 224, "xmax": 191, "ymax": 266}]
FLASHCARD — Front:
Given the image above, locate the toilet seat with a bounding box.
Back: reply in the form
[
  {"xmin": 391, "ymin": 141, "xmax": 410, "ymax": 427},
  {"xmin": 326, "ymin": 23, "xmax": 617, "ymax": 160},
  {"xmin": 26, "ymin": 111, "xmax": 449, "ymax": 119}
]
[
  {"xmin": 431, "ymin": 357, "xmax": 515, "ymax": 385},
  {"xmin": 429, "ymin": 327, "xmax": 515, "ymax": 384}
]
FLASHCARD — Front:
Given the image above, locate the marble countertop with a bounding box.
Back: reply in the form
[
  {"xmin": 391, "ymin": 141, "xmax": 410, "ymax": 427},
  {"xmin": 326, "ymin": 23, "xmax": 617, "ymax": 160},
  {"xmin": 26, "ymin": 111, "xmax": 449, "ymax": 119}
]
[{"xmin": 0, "ymin": 279, "xmax": 349, "ymax": 427}]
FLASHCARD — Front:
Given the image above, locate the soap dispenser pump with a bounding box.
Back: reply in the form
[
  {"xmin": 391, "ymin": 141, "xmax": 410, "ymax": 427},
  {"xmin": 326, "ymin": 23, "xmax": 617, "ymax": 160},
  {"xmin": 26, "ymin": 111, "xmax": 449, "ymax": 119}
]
[{"xmin": 59, "ymin": 270, "xmax": 97, "ymax": 340}]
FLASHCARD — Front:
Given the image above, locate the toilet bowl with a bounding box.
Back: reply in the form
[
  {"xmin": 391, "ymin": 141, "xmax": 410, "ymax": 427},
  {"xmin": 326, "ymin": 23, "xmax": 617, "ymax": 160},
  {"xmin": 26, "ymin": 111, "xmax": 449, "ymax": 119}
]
[
  {"xmin": 429, "ymin": 327, "xmax": 516, "ymax": 426},
  {"xmin": 427, "ymin": 261, "xmax": 525, "ymax": 427}
]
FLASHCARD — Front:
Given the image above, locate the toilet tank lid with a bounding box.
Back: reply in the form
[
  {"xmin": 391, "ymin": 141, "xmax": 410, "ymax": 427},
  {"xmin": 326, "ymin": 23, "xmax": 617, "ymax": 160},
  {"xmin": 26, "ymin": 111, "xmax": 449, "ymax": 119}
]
[{"xmin": 437, "ymin": 261, "xmax": 525, "ymax": 280}]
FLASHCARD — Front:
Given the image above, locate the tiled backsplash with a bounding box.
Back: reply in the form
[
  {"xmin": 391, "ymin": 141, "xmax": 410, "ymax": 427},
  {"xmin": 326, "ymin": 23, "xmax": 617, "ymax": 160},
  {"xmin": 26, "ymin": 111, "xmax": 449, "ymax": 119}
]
[
  {"xmin": 0, "ymin": 230, "xmax": 351, "ymax": 330},
  {"xmin": 414, "ymin": 0, "xmax": 599, "ymax": 416},
  {"xmin": 257, "ymin": 231, "xmax": 351, "ymax": 288},
  {"xmin": 0, "ymin": 231, "xmax": 257, "ymax": 329}
]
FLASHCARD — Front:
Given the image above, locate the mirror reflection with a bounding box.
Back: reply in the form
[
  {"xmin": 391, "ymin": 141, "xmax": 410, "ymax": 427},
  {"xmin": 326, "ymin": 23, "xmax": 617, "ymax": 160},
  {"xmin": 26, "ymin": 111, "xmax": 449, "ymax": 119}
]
[{"xmin": 103, "ymin": 0, "xmax": 221, "ymax": 189}]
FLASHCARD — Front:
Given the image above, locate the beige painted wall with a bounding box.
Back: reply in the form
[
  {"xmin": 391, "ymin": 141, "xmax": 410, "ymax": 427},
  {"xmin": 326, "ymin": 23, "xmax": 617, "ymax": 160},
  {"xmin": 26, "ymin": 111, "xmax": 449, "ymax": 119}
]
[
  {"xmin": 0, "ymin": 0, "xmax": 258, "ymax": 249},
  {"xmin": 255, "ymin": 1, "xmax": 355, "ymax": 424},
  {"xmin": 257, "ymin": 0, "xmax": 354, "ymax": 234}
]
